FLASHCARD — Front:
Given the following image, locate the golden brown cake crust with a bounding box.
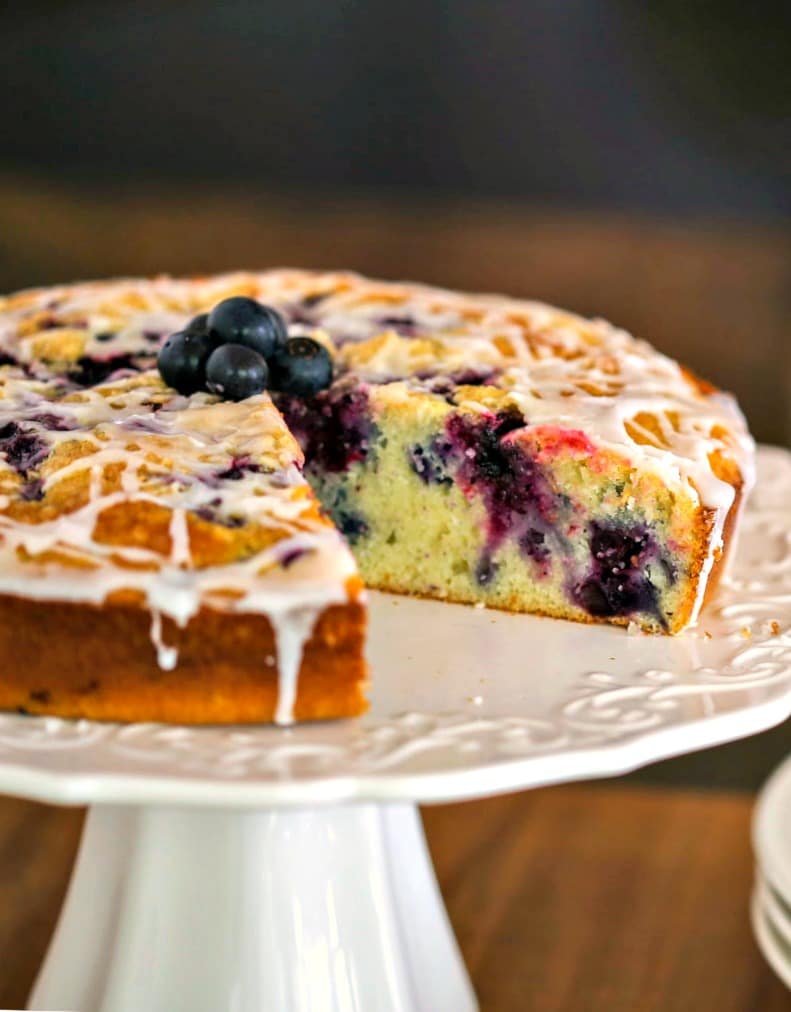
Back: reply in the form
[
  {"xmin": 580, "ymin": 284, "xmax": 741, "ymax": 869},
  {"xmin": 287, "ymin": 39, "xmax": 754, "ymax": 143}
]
[
  {"xmin": 0, "ymin": 594, "xmax": 368, "ymax": 724},
  {"xmin": 0, "ymin": 306, "xmax": 369, "ymax": 724}
]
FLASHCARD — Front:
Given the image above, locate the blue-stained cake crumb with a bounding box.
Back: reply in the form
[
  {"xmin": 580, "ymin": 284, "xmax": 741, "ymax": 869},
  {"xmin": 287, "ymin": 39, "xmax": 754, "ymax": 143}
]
[
  {"xmin": 215, "ymin": 457, "xmax": 263, "ymax": 481},
  {"xmin": 0, "ymin": 422, "xmax": 49, "ymax": 477},
  {"xmin": 407, "ymin": 442, "xmax": 453, "ymax": 486},
  {"xmin": 571, "ymin": 520, "xmax": 672, "ymax": 626},
  {"xmin": 336, "ymin": 509, "xmax": 369, "ymax": 544},
  {"xmin": 20, "ymin": 478, "xmax": 45, "ymax": 502},
  {"xmin": 314, "ymin": 483, "xmax": 369, "ymax": 545},
  {"xmin": 474, "ymin": 553, "xmax": 499, "ymax": 587},
  {"xmin": 27, "ymin": 412, "xmax": 77, "ymax": 432},
  {"xmin": 519, "ymin": 528, "xmax": 550, "ymax": 568},
  {"xmin": 378, "ymin": 314, "xmax": 418, "ymax": 336},
  {"xmin": 67, "ymin": 354, "xmax": 150, "ymax": 388},
  {"xmin": 419, "ymin": 369, "xmax": 500, "ymax": 404},
  {"xmin": 443, "ymin": 410, "xmax": 560, "ymax": 578},
  {"xmin": 276, "ymin": 379, "xmax": 378, "ymax": 475},
  {"xmin": 193, "ymin": 502, "xmax": 245, "ymax": 528},
  {"xmin": 279, "ymin": 546, "xmax": 315, "ymax": 568}
]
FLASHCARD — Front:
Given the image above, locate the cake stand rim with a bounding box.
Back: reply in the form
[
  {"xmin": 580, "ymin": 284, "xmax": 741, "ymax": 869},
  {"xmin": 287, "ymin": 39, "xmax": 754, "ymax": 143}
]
[
  {"xmin": 0, "ymin": 443, "xmax": 788, "ymax": 810},
  {"xmin": 0, "ymin": 681, "xmax": 788, "ymax": 809}
]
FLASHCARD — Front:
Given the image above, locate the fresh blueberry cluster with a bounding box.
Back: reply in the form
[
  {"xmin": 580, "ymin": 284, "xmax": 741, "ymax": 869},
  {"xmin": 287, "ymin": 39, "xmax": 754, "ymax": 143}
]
[{"xmin": 157, "ymin": 297, "xmax": 333, "ymax": 401}]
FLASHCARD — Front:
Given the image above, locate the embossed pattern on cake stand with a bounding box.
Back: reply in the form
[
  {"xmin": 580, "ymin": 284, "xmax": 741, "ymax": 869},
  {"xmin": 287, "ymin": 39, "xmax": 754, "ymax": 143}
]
[{"xmin": 10, "ymin": 446, "xmax": 791, "ymax": 1011}]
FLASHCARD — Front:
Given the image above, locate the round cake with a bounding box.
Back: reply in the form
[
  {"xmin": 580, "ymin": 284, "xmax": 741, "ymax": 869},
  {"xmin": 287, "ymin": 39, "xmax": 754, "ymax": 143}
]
[{"xmin": 0, "ymin": 271, "xmax": 755, "ymax": 723}]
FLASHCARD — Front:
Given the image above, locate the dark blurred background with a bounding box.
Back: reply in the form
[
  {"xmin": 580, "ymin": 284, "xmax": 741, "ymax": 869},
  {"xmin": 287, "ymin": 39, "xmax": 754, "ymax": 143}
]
[
  {"xmin": 0, "ymin": 0, "xmax": 788, "ymax": 787},
  {"xmin": 2, "ymin": 1, "xmax": 789, "ymax": 212}
]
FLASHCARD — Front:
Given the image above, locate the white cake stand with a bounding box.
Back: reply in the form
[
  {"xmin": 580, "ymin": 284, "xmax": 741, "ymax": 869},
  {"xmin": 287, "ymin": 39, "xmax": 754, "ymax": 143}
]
[{"xmin": 1, "ymin": 446, "xmax": 789, "ymax": 1012}]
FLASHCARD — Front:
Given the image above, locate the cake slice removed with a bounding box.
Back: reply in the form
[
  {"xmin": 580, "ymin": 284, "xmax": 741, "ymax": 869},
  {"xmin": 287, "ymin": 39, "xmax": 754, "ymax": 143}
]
[{"xmin": 0, "ymin": 368, "xmax": 366, "ymax": 723}]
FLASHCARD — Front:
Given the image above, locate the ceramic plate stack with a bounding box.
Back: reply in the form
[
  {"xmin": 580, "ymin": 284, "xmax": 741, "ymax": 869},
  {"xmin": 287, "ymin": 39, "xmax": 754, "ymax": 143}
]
[{"xmin": 752, "ymin": 755, "xmax": 791, "ymax": 989}]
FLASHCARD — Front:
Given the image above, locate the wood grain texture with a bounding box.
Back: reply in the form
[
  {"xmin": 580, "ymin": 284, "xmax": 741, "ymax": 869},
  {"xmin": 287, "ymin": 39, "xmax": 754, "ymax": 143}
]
[
  {"xmin": 424, "ymin": 786, "xmax": 791, "ymax": 1011},
  {"xmin": 0, "ymin": 798, "xmax": 82, "ymax": 1009},
  {"xmin": 0, "ymin": 786, "xmax": 788, "ymax": 1010}
]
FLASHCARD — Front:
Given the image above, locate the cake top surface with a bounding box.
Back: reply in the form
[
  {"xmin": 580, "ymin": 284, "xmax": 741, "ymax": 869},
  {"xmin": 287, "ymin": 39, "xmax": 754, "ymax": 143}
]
[
  {"xmin": 0, "ymin": 270, "xmax": 755, "ymax": 623},
  {"xmin": 0, "ymin": 269, "xmax": 754, "ymax": 508},
  {"xmin": 0, "ymin": 351, "xmax": 358, "ymax": 718}
]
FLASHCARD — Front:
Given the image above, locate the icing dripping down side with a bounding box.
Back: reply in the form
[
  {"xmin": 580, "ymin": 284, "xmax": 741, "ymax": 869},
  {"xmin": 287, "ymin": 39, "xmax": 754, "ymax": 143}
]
[
  {"xmin": 271, "ymin": 607, "xmax": 321, "ymax": 725},
  {"xmin": 150, "ymin": 610, "xmax": 179, "ymax": 671},
  {"xmin": 0, "ymin": 368, "xmax": 359, "ymax": 719}
]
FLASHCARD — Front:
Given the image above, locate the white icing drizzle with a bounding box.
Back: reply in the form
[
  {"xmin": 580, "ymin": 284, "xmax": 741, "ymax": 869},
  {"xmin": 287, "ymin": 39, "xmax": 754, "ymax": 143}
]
[
  {"xmin": 270, "ymin": 607, "xmax": 321, "ymax": 726},
  {"xmin": 168, "ymin": 507, "xmax": 192, "ymax": 568},
  {"xmin": 0, "ymin": 267, "xmax": 757, "ymax": 712},
  {"xmin": 0, "ymin": 361, "xmax": 358, "ymax": 723},
  {"xmin": 150, "ymin": 610, "xmax": 178, "ymax": 671},
  {"xmin": 270, "ymin": 270, "xmax": 754, "ymax": 627}
]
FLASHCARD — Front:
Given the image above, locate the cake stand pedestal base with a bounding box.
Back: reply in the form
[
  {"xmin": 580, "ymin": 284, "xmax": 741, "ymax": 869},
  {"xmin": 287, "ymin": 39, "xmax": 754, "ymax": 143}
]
[{"xmin": 29, "ymin": 801, "xmax": 476, "ymax": 1012}]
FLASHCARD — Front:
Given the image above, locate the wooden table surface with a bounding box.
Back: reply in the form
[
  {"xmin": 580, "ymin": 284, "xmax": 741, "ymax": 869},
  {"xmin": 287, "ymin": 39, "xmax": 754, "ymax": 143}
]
[{"xmin": 0, "ymin": 785, "xmax": 788, "ymax": 1011}]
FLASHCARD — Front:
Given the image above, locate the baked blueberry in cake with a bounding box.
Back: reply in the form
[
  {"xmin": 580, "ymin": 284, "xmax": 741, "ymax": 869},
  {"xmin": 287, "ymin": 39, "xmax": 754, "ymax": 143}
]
[
  {"xmin": 0, "ymin": 270, "xmax": 755, "ymax": 724},
  {"xmin": 263, "ymin": 270, "xmax": 753, "ymax": 634}
]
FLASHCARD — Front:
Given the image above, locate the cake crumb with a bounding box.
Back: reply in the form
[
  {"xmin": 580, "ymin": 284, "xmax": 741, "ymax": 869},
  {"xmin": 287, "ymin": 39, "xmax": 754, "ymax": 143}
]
[
  {"xmin": 474, "ymin": 601, "xmax": 486, "ymax": 610},
  {"xmin": 265, "ymin": 654, "xmax": 275, "ymax": 666},
  {"xmin": 741, "ymin": 626, "xmax": 752, "ymax": 639},
  {"xmin": 469, "ymin": 695, "xmax": 483, "ymax": 705},
  {"xmin": 626, "ymin": 621, "xmax": 642, "ymax": 636},
  {"xmin": 703, "ymin": 630, "xmax": 712, "ymax": 640}
]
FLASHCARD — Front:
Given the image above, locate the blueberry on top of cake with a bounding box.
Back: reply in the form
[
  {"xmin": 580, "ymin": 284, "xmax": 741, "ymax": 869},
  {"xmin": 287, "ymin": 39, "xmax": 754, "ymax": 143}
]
[{"xmin": 0, "ymin": 271, "xmax": 755, "ymax": 724}]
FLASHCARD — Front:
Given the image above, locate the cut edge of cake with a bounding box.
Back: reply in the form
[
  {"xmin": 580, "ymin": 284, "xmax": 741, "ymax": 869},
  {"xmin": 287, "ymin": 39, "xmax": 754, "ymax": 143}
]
[{"xmin": 0, "ymin": 269, "xmax": 756, "ymax": 724}]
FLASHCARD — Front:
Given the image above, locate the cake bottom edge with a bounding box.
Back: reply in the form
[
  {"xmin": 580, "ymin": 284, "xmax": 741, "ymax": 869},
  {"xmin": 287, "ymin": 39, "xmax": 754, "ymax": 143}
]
[{"xmin": 0, "ymin": 594, "xmax": 369, "ymax": 724}]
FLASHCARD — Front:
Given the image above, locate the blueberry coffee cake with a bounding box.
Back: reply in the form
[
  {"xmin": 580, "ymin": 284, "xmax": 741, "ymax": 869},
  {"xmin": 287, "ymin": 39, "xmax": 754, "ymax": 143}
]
[{"xmin": 0, "ymin": 271, "xmax": 754, "ymax": 723}]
